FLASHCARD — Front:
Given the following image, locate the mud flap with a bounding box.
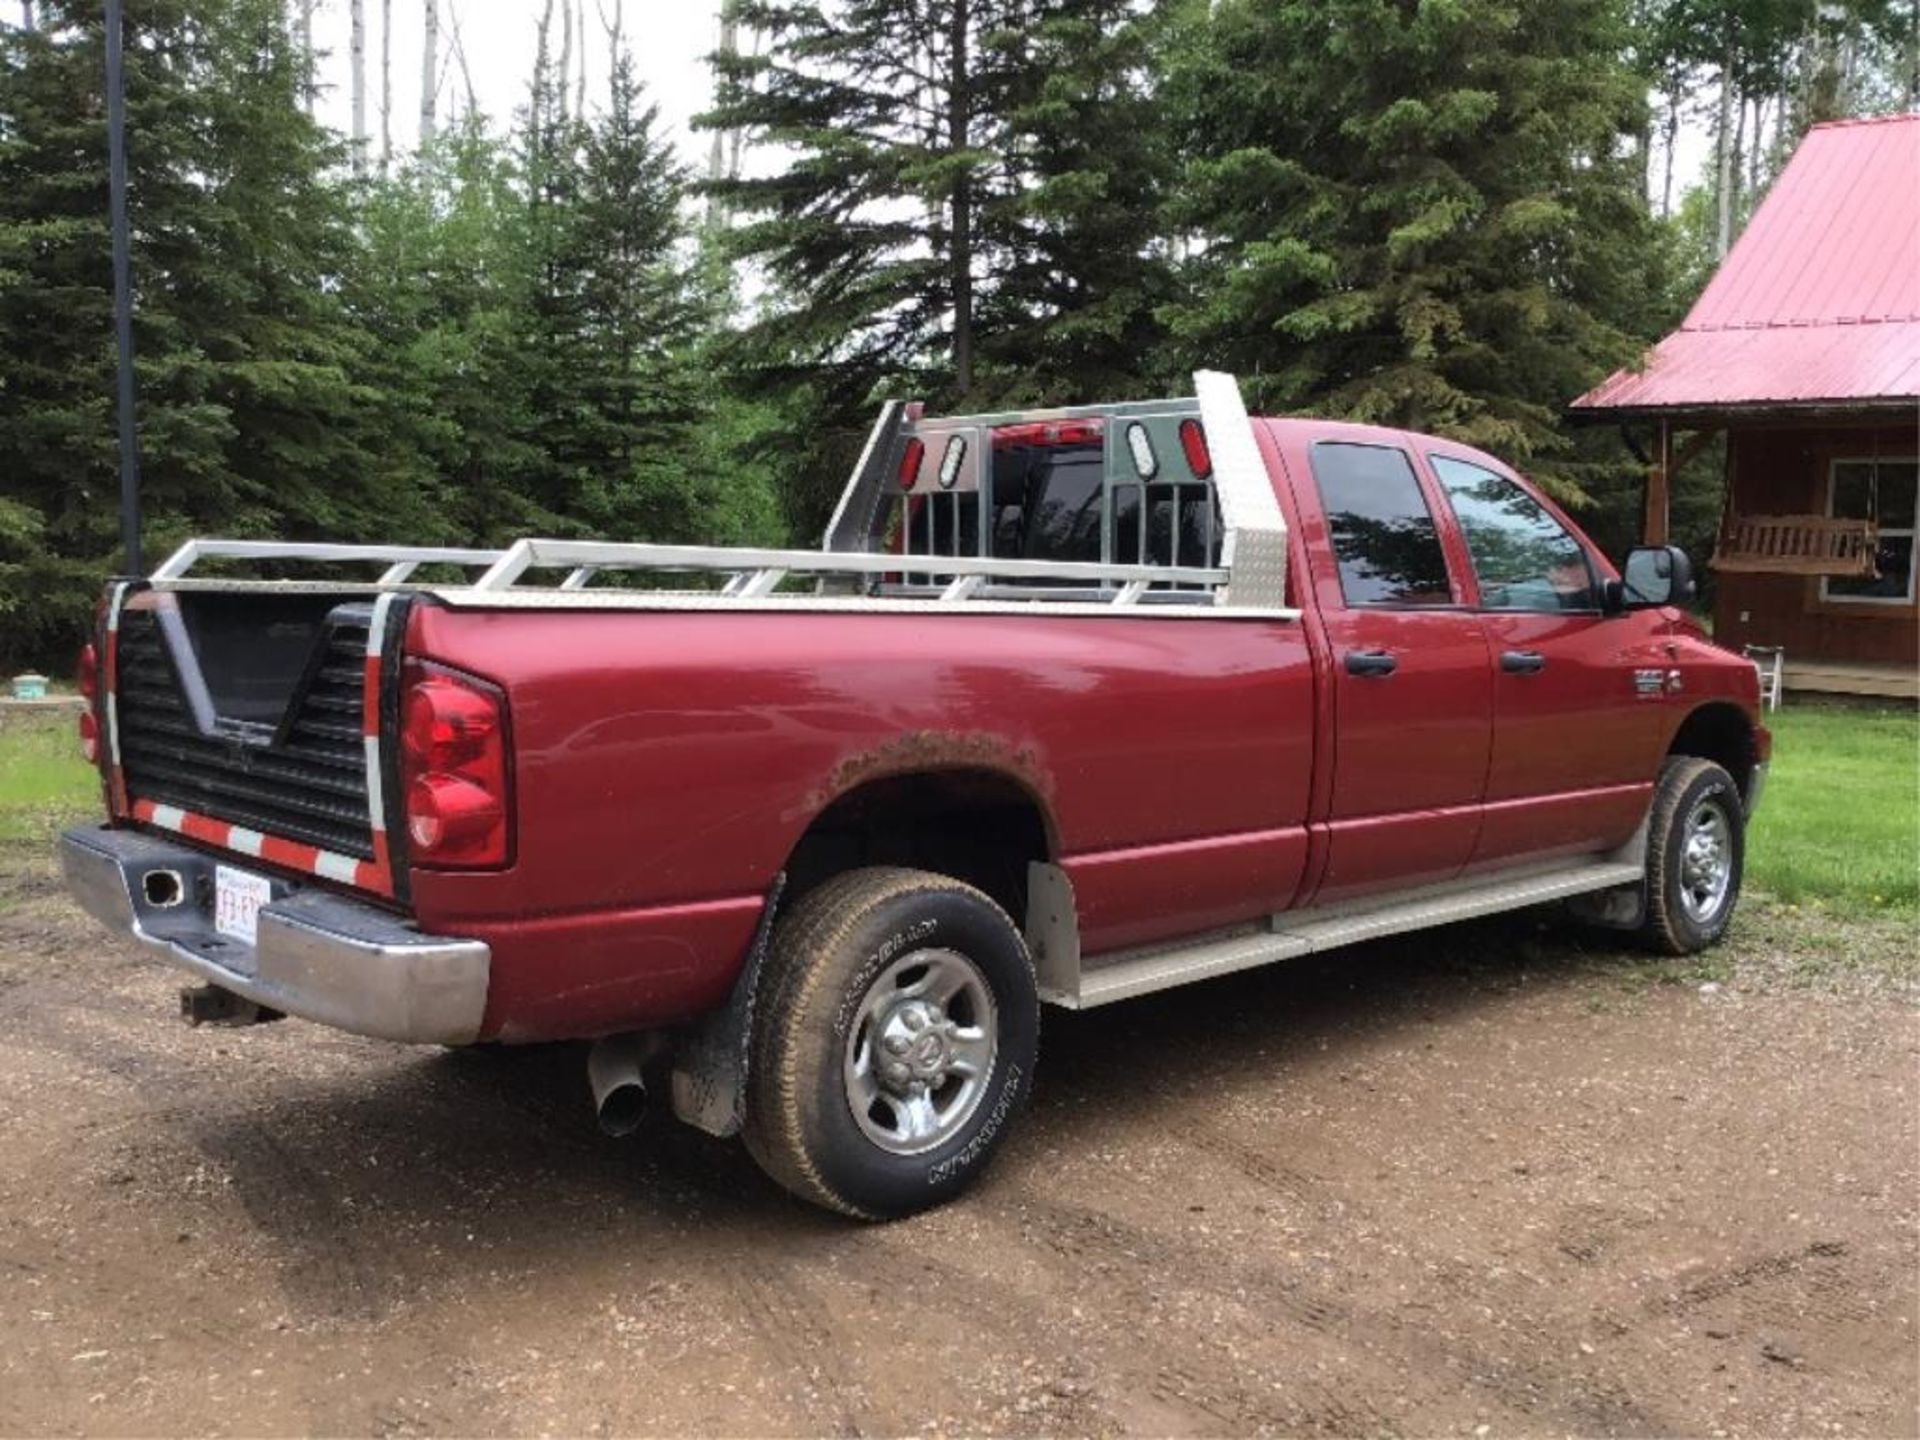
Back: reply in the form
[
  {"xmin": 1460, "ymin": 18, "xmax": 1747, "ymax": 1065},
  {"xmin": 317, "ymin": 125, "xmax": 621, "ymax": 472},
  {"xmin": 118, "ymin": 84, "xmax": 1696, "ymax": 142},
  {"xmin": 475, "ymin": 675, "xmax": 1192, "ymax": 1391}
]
[{"xmin": 669, "ymin": 874, "xmax": 785, "ymax": 1138}]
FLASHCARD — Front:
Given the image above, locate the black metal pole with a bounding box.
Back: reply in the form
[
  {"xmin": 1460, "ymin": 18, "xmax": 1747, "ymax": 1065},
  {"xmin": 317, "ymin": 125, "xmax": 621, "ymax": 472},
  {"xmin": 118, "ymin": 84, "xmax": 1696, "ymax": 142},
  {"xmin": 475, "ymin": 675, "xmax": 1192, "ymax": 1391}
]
[{"xmin": 105, "ymin": 0, "xmax": 141, "ymax": 575}]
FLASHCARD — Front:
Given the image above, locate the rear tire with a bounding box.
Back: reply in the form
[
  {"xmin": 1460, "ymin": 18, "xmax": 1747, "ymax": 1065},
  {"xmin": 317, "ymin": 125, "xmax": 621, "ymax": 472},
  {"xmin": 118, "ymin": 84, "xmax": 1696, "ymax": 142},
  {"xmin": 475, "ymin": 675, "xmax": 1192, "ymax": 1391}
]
[
  {"xmin": 1639, "ymin": 756, "xmax": 1745, "ymax": 955},
  {"xmin": 743, "ymin": 867, "xmax": 1039, "ymax": 1219}
]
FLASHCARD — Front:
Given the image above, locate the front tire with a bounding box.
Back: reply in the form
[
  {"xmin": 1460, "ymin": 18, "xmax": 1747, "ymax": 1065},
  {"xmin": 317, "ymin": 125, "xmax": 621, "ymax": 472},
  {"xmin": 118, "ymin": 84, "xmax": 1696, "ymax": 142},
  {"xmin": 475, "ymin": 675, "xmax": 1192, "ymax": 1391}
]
[
  {"xmin": 743, "ymin": 867, "xmax": 1039, "ymax": 1219},
  {"xmin": 1639, "ymin": 756, "xmax": 1746, "ymax": 954}
]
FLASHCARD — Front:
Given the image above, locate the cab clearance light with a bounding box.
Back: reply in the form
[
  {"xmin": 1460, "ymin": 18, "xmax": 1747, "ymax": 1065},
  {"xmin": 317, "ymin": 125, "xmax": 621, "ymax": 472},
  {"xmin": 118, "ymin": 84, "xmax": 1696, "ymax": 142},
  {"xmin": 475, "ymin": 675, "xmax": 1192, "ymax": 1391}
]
[{"xmin": 992, "ymin": 419, "xmax": 1104, "ymax": 449}]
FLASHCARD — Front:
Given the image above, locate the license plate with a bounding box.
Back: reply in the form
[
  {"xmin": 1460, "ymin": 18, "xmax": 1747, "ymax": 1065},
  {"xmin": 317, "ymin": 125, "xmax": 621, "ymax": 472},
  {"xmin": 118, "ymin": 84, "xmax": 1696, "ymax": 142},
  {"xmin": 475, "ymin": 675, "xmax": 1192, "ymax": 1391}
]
[{"xmin": 214, "ymin": 865, "xmax": 273, "ymax": 946}]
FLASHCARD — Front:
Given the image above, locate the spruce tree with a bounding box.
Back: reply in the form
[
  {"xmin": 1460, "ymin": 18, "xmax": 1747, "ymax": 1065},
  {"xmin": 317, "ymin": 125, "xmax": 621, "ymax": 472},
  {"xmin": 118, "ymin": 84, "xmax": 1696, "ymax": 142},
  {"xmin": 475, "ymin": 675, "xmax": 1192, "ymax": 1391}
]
[
  {"xmin": 0, "ymin": 0, "xmax": 384, "ymax": 667},
  {"xmin": 569, "ymin": 51, "xmax": 723, "ymax": 542},
  {"xmin": 709, "ymin": 0, "xmax": 1169, "ymax": 403},
  {"xmin": 1159, "ymin": 0, "xmax": 1670, "ymax": 501},
  {"xmin": 976, "ymin": 0, "xmax": 1172, "ymax": 405}
]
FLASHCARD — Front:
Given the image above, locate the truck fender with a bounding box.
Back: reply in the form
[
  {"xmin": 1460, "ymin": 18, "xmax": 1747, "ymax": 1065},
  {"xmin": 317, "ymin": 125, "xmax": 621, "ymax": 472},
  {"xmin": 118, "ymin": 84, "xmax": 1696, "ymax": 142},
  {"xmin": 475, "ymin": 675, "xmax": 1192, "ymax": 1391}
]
[{"xmin": 669, "ymin": 873, "xmax": 787, "ymax": 1138}]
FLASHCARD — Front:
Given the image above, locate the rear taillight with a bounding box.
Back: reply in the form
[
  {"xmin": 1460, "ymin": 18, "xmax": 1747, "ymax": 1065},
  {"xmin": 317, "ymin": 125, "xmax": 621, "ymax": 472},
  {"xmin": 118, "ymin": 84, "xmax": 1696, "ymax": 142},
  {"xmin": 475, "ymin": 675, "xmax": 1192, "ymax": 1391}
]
[
  {"xmin": 1178, "ymin": 418, "xmax": 1213, "ymax": 478},
  {"xmin": 77, "ymin": 644, "xmax": 100, "ymax": 764},
  {"xmin": 896, "ymin": 437, "xmax": 925, "ymax": 490},
  {"xmin": 400, "ymin": 666, "xmax": 510, "ymax": 868}
]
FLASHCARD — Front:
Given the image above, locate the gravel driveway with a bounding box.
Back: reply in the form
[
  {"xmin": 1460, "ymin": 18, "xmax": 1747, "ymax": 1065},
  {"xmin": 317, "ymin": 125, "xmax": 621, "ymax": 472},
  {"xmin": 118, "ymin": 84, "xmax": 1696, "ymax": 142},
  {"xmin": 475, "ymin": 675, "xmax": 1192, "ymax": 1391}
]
[{"xmin": 1, "ymin": 838, "xmax": 1914, "ymax": 1437}]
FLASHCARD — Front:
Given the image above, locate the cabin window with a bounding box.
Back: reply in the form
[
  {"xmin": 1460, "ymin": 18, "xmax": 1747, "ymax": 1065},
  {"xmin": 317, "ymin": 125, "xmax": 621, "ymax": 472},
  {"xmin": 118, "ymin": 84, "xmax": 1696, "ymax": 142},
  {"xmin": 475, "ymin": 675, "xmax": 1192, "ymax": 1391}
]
[
  {"xmin": 1310, "ymin": 443, "xmax": 1453, "ymax": 607},
  {"xmin": 1823, "ymin": 459, "xmax": 1917, "ymax": 606}
]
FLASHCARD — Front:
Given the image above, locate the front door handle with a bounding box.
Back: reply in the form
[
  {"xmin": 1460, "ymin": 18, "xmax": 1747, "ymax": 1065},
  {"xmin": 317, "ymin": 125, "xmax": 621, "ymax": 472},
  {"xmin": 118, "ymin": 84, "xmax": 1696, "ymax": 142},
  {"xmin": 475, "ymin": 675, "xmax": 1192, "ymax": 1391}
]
[
  {"xmin": 1500, "ymin": 650, "xmax": 1546, "ymax": 675},
  {"xmin": 1345, "ymin": 649, "xmax": 1398, "ymax": 678}
]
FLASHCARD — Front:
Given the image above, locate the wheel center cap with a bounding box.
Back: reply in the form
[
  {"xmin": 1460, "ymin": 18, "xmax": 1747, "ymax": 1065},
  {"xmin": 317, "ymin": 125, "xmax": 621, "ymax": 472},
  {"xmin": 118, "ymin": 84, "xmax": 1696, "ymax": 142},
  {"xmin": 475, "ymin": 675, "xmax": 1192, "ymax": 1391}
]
[{"xmin": 876, "ymin": 1000, "xmax": 951, "ymax": 1090}]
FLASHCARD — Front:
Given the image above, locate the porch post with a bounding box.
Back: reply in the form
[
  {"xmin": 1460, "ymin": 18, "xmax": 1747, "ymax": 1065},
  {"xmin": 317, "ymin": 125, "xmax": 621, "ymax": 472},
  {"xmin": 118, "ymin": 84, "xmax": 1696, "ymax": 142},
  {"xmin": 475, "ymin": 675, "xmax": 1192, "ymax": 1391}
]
[{"xmin": 1644, "ymin": 419, "xmax": 1671, "ymax": 545}]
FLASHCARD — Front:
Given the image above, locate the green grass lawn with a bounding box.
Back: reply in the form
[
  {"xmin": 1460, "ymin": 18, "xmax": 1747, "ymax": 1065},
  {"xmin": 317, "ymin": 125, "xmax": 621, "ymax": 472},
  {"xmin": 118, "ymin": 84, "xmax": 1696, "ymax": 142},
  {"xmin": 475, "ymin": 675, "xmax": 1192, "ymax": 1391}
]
[
  {"xmin": 0, "ymin": 709, "xmax": 100, "ymax": 843},
  {"xmin": 0, "ymin": 696, "xmax": 1914, "ymax": 912},
  {"xmin": 1748, "ymin": 700, "xmax": 1918, "ymax": 914}
]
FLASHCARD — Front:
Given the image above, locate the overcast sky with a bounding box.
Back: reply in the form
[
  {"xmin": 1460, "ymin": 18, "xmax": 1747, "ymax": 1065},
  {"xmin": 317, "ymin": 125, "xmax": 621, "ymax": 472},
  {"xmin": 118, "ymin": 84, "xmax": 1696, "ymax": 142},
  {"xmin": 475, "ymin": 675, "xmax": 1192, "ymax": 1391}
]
[
  {"xmin": 308, "ymin": 1, "xmax": 1711, "ymax": 215},
  {"xmin": 309, "ymin": 0, "xmax": 724, "ymax": 166}
]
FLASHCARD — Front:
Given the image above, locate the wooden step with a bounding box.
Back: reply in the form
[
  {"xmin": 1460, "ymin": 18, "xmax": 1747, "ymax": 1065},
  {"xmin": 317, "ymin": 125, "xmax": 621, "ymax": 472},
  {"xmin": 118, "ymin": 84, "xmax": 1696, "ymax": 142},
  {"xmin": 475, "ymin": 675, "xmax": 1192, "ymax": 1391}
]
[{"xmin": 1044, "ymin": 857, "xmax": 1645, "ymax": 1009}]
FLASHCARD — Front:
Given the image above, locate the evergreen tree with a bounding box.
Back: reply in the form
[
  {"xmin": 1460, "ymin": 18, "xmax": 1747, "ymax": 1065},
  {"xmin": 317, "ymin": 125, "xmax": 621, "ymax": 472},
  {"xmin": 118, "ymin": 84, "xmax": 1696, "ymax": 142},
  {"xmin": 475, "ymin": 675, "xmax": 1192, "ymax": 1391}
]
[
  {"xmin": 975, "ymin": 0, "xmax": 1172, "ymax": 405},
  {"xmin": 705, "ymin": 0, "xmax": 1169, "ymax": 410},
  {"xmin": 1159, "ymin": 0, "xmax": 1671, "ymax": 503},
  {"xmin": 0, "ymin": 0, "xmax": 385, "ymax": 667},
  {"xmin": 347, "ymin": 119, "xmax": 549, "ymax": 545}
]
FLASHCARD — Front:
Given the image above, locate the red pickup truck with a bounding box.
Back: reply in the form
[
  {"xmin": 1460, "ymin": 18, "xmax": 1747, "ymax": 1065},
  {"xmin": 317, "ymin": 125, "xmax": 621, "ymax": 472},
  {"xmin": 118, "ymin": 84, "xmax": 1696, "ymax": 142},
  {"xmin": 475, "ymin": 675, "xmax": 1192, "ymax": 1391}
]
[{"xmin": 62, "ymin": 373, "xmax": 1767, "ymax": 1218}]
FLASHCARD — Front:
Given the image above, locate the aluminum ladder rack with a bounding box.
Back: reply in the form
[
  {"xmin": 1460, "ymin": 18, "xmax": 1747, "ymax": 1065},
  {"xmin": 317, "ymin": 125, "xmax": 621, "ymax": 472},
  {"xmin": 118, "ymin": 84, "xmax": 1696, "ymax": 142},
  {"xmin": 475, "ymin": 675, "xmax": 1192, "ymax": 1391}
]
[{"xmin": 146, "ymin": 371, "xmax": 1295, "ymax": 620}]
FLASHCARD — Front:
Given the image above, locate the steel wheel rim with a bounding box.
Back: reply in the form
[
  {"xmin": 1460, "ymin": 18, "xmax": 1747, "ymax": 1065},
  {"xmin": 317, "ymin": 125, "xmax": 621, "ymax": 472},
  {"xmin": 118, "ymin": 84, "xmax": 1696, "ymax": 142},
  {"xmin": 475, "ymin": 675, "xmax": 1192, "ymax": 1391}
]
[
  {"xmin": 843, "ymin": 948, "xmax": 998, "ymax": 1156},
  {"xmin": 1678, "ymin": 794, "xmax": 1735, "ymax": 923}
]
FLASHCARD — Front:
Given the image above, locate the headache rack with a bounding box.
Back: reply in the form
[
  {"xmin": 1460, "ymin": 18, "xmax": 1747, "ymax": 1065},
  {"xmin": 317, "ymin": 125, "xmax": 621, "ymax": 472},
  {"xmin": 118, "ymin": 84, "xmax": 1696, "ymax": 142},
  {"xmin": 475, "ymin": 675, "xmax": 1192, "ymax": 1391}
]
[{"xmin": 147, "ymin": 371, "xmax": 1294, "ymax": 618}]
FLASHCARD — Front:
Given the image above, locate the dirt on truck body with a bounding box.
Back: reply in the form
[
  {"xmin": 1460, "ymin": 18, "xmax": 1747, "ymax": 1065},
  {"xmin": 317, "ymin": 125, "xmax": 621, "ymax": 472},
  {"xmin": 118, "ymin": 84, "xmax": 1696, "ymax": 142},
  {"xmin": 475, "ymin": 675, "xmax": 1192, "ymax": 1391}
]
[{"xmin": 58, "ymin": 373, "xmax": 1779, "ymax": 1219}]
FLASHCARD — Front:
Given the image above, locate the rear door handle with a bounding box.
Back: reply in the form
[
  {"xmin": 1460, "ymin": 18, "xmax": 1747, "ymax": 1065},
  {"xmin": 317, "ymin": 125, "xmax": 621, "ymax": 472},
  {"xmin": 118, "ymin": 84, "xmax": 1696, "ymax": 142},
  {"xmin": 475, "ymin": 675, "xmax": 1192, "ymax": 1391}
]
[
  {"xmin": 1500, "ymin": 650, "xmax": 1546, "ymax": 674},
  {"xmin": 1344, "ymin": 649, "xmax": 1398, "ymax": 678}
]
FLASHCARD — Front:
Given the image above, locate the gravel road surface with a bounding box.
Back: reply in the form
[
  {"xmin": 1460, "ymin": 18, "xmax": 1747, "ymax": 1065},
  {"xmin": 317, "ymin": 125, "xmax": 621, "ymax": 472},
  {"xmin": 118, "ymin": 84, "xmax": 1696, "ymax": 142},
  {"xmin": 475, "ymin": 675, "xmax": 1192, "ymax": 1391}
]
[{"xmin": 2, "ymin": 840, "xmax": 1914, "ymax": 1437}]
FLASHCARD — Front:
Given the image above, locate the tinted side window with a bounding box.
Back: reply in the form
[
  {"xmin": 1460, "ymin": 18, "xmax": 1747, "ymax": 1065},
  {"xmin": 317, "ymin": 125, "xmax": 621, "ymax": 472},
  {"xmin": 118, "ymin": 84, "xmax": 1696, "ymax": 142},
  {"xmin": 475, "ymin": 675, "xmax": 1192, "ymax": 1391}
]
[
  {"xmin": 1429, "ymin": 455, "xmax": 1598, "ymax": 612},
  {"xmin": 1309, "ymin": 443, "xmax": 1453, "ymax": 606}
]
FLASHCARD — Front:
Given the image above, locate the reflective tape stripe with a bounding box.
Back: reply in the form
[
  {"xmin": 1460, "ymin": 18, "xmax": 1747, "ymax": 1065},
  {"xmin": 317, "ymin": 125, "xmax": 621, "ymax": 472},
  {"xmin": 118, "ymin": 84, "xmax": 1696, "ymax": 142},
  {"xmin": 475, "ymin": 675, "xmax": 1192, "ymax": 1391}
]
[
  {"xmin": 364, "ymin": 735, "xmax": 385, "ymax": 831},
  {"xmin": 104, "ymin": 581, "xmax": 129, "ymax": 777},
  {"xmin": 366, "ymin": 592, "xmax": 394, "ymax": 659},
  {"xmin": 129, "ymin": 798, "xmax": 385, "ymax": 895},
  {"xmin": 313, "ymin": 850, "xmax": 361, "ymax": 885},
  {"xmin": 361, "ymin": 593, "xmax": 394, "ymax": 898}
]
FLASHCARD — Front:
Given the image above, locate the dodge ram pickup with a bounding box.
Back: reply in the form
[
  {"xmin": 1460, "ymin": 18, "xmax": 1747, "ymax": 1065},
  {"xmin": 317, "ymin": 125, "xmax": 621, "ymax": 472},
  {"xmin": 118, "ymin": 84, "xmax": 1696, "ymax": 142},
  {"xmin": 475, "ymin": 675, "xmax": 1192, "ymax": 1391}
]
[{"xmin": 61, "ymin": 373, "xmax": 1768, "ymax": 1218}]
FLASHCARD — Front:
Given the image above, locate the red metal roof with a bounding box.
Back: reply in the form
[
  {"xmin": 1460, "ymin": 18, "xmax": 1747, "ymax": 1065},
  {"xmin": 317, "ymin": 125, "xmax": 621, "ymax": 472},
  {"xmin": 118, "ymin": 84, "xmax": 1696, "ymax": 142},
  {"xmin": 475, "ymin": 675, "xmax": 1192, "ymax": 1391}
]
[{"xmin": 1573, "ymin": 113, "xmax": 1920, "ymax": 416}]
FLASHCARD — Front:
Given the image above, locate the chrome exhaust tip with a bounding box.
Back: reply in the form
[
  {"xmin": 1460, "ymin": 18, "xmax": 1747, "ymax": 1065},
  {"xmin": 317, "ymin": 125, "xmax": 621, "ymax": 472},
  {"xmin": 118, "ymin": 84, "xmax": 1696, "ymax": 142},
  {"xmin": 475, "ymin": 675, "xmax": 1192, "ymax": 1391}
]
[{"xmin": 586, "ymin": 1033, "xmax": 656, "ymax": 1137}]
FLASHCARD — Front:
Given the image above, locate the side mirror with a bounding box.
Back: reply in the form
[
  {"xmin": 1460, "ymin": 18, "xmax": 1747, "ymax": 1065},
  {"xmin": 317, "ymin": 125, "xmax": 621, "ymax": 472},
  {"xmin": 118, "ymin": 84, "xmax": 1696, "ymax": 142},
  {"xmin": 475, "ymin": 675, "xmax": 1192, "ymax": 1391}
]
[{"xmin": 1607, "ymin": 544, "xmax": 1695, "ymax": 612}]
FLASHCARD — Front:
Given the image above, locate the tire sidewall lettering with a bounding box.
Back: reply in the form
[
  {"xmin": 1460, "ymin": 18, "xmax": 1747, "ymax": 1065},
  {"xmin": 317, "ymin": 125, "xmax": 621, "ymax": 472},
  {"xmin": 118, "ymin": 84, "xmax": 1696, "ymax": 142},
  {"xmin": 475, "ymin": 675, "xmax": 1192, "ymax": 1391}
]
[
  {"xmin": 926, "ymin": 1061, "xmax": 1023, "ymax": 1186},
  {"xmin": 832, "ymin": 915, "xmax": 940, "ymax": 1043},
  {"xmin": 819, "ymin": 891, "xmax": 1035, "ymax": 1209}
]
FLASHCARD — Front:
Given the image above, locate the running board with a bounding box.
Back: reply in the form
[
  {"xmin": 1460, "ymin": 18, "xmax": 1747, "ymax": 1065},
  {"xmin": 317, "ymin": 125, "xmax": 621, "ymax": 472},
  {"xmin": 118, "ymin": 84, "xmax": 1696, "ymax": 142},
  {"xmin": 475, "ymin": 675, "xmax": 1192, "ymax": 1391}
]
[{"xmin": 1038, "ymin": 858, "xmax": 1645, "ymax": 1009}]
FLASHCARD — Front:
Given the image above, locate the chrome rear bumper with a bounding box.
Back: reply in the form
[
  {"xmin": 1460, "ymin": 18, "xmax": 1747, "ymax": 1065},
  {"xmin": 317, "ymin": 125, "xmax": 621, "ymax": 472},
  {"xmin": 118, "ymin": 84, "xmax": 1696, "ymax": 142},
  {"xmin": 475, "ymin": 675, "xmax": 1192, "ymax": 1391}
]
[{"xmin": 60, "ymin": 826, "xmax": 489, "ymax": 1045}]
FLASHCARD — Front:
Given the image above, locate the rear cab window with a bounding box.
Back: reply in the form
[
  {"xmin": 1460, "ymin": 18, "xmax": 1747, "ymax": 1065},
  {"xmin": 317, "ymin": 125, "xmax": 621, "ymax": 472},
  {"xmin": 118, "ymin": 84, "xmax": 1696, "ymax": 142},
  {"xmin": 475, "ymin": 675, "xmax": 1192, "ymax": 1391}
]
[{"xmin": 1308, "ymin": 443, "xmax": 1454, "ymax": 607}]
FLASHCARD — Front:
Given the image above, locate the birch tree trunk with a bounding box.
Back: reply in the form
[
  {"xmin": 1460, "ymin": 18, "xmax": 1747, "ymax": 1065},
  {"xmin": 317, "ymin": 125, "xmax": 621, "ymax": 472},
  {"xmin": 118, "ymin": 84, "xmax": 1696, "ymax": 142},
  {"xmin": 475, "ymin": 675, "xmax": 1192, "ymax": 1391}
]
[
  {"xmin": 574, "ymin": 0, "xmax": 587, "ymax": 119},
  {"xmin": 350, "ymin": 0, "xmax": 368, "ymax": 171},
  {"xmin": 380, "ymin": 0, "xmax": 392, "ymax": 172},
  {"xmin": 558, "ymin": 0, "xmax": 573, "ymax": 120},
  {"xmin": 20, "ymin": 2, "xmax": 33, "ymax": 31},
  {"xmin": 420, "ymin": 0, "xmax": 438, "ymax": 146},
  {"xmin": 1659, "ymin": 87, "xmax": 1680, "ymax": 220},
  {"xmin": 946, "ymin": 0, "xmax": 973, "ymax": 395},
  {"xmin": 295, "ymin": 0, "xmax": 316, "ymax": 113},
  {"xmin": 1714, "ymin": 48, "xmax": 1737, "ymax": 260},
  {"xmin": 448, "ymin": 2, "xmax": 478, "ymax": 119},
  {"xmin": 706, "ymin": 1, "xmax": 740, "ymax": 228}
]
